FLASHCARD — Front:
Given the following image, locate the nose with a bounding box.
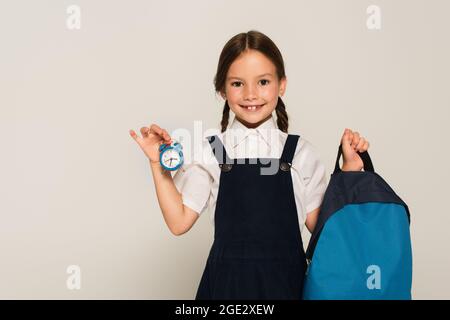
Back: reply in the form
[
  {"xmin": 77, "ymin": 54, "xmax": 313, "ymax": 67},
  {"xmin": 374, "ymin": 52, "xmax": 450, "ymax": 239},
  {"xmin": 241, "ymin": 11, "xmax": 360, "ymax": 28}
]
[{"xmin": 243, "ymin": 84, "xmax": 258, "ymax": 101}]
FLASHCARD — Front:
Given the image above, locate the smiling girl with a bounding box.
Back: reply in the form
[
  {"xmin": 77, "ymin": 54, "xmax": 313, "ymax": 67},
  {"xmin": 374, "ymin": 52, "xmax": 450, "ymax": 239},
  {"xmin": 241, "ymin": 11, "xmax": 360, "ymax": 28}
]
[{"xmin": 130, "ymin": 30, "xmax": 369, "ymax": 299}]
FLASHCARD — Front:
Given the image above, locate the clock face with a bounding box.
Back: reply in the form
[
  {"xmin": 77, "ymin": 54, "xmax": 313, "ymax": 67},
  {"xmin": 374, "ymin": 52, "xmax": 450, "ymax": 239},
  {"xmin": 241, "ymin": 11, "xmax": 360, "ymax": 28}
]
[{"xmin": 161, "ymin": 148, "xmax": 182, "ymax": 169}]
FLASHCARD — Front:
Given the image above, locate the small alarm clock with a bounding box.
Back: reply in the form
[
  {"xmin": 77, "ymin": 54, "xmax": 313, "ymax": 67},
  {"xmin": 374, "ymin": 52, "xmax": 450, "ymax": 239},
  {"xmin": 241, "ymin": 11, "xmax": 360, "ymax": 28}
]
[{"xmin": 159, "ymin": 140, "xmax": 184, "ymax": 171}]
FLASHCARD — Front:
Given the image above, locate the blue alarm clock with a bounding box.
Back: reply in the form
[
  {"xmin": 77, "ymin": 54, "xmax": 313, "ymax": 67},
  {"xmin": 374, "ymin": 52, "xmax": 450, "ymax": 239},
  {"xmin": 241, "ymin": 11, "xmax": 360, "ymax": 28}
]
[{"xmin": 159, "ymin": 140, "xmax": 184, "ymax": 171}]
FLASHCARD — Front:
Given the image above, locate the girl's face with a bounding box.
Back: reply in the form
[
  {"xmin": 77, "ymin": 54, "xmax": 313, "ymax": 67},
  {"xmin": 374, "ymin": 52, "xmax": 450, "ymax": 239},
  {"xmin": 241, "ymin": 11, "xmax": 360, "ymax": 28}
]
[{"xmin": 221, "ymin": 49, "xmax": 287, "ymax": 128}]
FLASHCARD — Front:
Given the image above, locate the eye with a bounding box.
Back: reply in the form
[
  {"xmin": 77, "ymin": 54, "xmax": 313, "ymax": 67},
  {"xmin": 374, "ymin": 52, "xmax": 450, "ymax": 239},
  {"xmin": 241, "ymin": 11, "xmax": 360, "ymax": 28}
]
[{"xmin": 231, "ymin": 80, "xmax": 270, "ymax": 87}]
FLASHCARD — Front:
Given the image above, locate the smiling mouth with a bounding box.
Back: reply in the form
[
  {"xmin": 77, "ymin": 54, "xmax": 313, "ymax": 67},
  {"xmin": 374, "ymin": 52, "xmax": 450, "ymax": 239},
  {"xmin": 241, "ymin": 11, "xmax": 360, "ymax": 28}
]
[{"xmin": 240, "ymin": 104, "xmax": 265, "ymax": 111}]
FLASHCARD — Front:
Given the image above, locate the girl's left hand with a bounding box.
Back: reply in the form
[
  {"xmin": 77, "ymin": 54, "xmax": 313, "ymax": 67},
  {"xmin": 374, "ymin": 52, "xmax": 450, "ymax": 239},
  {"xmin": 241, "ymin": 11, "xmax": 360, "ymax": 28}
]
[{"xmin": 340, "ymin": 128, "xmax": 370, "ymax": 171}]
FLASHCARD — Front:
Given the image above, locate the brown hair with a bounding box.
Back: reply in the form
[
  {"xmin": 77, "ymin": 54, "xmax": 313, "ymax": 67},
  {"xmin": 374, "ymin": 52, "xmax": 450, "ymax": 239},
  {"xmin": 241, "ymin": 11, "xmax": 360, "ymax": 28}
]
[{"xmin": 214, "ymin": 30, "xmax": 289, "ymax": 133}]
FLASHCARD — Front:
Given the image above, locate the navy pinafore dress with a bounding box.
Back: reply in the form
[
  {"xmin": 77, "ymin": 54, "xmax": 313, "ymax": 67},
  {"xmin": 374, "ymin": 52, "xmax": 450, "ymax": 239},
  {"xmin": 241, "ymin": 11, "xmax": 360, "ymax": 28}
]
[{"xmin": 195, "ymin": 134, "xmax": 307, "ymax": 300}]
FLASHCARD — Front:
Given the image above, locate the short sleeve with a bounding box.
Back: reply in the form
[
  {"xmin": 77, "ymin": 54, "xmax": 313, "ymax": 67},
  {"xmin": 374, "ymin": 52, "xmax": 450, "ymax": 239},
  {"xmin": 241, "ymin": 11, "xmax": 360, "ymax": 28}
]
[
  {"xmin": 172, "ymin": 162, "xmax": 212, "ymax": 215},
  {"xmin": 297, "ymin": 140, "xmax": 328, "ymax": 214}
]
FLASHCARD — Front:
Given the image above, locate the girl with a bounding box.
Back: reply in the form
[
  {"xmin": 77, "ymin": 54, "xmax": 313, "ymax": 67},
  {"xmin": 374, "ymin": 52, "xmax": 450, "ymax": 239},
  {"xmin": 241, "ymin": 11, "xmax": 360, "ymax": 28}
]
[{"xmin": 130, "ymin": 30, "xmax": 370, "ymax": 299}]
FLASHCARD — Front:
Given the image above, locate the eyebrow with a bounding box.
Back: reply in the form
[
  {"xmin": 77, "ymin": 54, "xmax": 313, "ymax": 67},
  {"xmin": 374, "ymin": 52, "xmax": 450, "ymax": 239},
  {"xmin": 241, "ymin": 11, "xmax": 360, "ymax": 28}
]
[{"xmin": 227, "ymin": 73, "xmax": 273, "ymax": 81}]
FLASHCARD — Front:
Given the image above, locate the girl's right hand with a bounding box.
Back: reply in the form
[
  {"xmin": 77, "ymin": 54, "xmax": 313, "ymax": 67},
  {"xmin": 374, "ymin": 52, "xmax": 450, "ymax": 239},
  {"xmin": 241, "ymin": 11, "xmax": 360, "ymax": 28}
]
[{"xmin": 129, "ymin": 124, "xmax": 173, "ymax": 163}]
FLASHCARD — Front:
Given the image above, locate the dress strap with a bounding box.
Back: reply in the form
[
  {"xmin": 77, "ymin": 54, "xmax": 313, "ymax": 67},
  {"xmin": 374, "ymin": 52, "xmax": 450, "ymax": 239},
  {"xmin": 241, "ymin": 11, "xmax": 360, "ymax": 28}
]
[
  {"xmin": 207, "ymin": 135, "xmax": 234, "ymax": 165},
  {"xmin": 280, "ymin": 134, "xmax": 300, "ymax": 164}
]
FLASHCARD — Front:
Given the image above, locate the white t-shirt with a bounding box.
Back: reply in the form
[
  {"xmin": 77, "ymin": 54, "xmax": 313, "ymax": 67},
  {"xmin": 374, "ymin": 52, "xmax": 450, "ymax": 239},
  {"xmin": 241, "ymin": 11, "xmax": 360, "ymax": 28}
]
[{"xmin": 171, "ymin": 115, "xmax": 328, "ymax": 233}]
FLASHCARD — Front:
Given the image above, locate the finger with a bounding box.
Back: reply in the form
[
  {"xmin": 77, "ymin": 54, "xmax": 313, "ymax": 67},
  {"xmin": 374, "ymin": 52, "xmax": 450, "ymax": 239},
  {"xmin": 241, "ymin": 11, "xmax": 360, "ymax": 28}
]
[
  {"xmin": 363, "ymin": 141, "xmax": 370, "ymax": 151},
  {"xmin": 140, "ymin": 127, "xmax": 150, "ymax": 137},
  {"xmin": 346, "ymin": 128, "xmax": 354, "ymax": 142},
  {"xmin": 161, "ymin": 129, "xmax": 172, "ymax": 143},
  {"xmin": 341, "ymin": 129, "xmax": 354, "ymax": 159},
  {"xmin": 129, "ymin": 129, "xmax": 141, "ymax": 142},
  {"xmin": 344, "ymin": 128, "xmax": 353, "ymax": 136},
  {"xmin": 342, "ymin": 129, "xmax": 352, "ymax": 146},
  {"xmin": 342, "ymin": 129, "xmax": 361, "ymax": 160},
  {"xmin": 150, "ymin": 124, "xmax": 171, "ymax": 143},
  {"xmin": 351, "ymin": 132, "xmax": 360, "ymax": 149},
  {"xmin": 356, "ymin": 137, "xmax": 366, "ymax": 152},
  {"xmin": 149, "ymin": 124, "xmax": 163, "ymax": 136}
]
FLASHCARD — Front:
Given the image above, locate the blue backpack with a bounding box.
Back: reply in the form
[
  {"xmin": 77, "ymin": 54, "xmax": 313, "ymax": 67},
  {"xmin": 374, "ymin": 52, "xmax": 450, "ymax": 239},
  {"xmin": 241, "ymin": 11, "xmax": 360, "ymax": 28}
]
[{"xmin": 303, "ymin": 145, "xmax": 412, "ymax": 300}]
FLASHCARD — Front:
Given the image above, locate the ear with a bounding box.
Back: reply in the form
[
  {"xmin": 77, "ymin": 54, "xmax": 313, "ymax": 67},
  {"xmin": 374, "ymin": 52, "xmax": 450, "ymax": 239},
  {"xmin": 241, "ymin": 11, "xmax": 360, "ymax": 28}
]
[
  {"xmin": 220, "ymin": 90, "xmax": 227, "ymax": 100},
  {"xmin": 279, "ymin": 77, "xmax": 287, "ymax": 97}
]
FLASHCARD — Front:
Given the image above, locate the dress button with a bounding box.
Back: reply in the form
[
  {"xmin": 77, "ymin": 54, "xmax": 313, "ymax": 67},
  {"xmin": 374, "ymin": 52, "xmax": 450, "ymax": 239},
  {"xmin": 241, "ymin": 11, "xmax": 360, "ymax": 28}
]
[
  {"xmin": 219, "ymin": 163, "xmax": 233, "ymax": 172},
  {"xmin": 280, "ymin": 162, "xmax": 291, "ymax": 171}
]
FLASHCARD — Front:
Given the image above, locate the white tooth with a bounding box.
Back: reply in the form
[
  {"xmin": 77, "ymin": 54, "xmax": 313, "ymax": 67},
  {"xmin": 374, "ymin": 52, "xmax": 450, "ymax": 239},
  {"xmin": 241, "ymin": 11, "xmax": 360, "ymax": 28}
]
[{"xmin": 245, "ymin": 105, "xmax": 261, "ymax": 110}]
